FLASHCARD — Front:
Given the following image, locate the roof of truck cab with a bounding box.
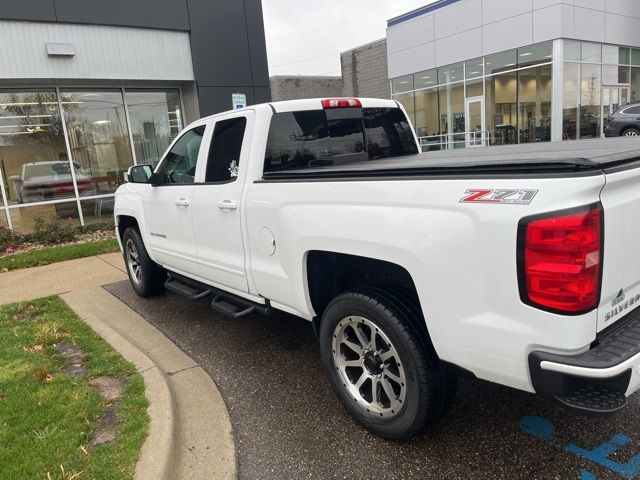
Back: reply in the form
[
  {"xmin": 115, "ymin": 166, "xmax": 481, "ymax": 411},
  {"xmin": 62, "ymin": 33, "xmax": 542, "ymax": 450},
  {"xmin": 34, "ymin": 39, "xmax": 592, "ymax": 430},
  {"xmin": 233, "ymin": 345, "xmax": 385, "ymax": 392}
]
[
  {"xmin": 262, "ymin": 137, "xmax": 640, "ymax": 179},
  {"xmin": 195, "ymin": 98, "xmax": 399, "ymax": 124},
  {"xmin": 269, "ymin": 98, "xmax": 398, "ymax": 113}
]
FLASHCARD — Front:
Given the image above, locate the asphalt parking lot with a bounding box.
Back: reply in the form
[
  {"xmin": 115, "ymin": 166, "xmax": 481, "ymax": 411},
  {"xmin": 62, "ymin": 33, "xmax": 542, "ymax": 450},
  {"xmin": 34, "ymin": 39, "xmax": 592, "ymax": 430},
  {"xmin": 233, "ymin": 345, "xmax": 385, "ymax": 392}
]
[{"xmin": 105, "ymin": 280, "xmax": 640, "ymax": 480}]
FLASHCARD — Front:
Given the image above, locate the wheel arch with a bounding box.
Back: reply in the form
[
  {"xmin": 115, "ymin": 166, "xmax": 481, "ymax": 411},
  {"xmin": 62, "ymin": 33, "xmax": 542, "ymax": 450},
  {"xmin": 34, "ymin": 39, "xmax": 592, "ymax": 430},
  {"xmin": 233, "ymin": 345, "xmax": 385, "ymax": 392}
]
[
  {"xmin": 620, "ymin": 125, "xmax": 640, "ymax": 136},
  {"xmin": 305, "ymin": 250, "xmax": 436, "ymax": 355}
]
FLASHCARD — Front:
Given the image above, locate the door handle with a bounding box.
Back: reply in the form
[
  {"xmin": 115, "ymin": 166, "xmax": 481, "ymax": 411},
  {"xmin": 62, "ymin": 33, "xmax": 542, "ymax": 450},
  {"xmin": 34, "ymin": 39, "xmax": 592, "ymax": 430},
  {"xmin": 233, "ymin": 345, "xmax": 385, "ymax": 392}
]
[
  {"xmin": 175, "ymin": 198, "xmax": 190, "ymax": 207},
  {"xmin": 217, "ymin": 200, "xmax": 238, "ymax": 211}
]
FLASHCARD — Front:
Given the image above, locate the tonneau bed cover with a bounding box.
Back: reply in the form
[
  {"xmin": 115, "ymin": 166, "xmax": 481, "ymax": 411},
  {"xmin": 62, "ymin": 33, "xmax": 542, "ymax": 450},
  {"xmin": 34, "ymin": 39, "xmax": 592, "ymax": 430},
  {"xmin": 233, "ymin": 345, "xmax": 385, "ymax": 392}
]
[{"xmin": 263, "ymin": 137, "xmax": 640, "ymax": 180}]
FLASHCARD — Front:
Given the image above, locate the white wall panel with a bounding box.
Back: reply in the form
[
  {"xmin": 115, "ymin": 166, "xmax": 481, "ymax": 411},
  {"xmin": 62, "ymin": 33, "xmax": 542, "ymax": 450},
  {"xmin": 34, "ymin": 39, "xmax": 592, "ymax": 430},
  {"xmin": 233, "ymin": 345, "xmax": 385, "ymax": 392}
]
[
  {"xmin": 532, "ymin": 5, "xmax": 565, "ymax": 43},
  {"xmin": 387, "ymin": 0, "xmax": 640, "ymax": 79},
  {"xmin": 0, "ymin": 21, "xmax": 194, "ymax": 80},
  {"xmin": 532, "ymin": 0, "xmax": 570, "ymax": 10},
  {"xmin": 435, "ymin": 28, "xmax": 482, "ymax": 66},
  {"xmin": 388, "ymin": 42, "xmax": 436, "ymax": 78},
  {"xmin": 575, "ymin": 0, "xmax": 605, "ymax": 10},
  {"xmin": 482, "ymin": 0, "xmax": 532, "ymax": 25},
  {"xmin": 386, "ymin": 14, "xmax": 435, "ymax": 54},
  {"xmin": 605, "ymin": 0, "xmax": 635, "ymax": 17},
  {"xmin": 604, "ymin": 13, "xmax": 636, "ymax": 46},
  {"xmin": 482, "ymin": 14, "xmax": 534, "ymax": 56},
  {"xmin": 434, "ymin": 0, "xmax": 482, "ymax": 39},
  {"xmin": 574, "ymin": 7, "xmax": 605, "ymax": 43}
]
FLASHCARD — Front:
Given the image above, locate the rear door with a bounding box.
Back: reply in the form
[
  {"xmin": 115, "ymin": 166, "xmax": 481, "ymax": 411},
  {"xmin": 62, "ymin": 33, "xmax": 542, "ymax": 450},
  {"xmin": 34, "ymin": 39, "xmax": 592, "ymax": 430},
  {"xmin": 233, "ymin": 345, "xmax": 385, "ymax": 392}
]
[
  {"xmin": 597, "ymin": 164, "xmax": 640, "ymax": 331},
  {"xmin": 144, "ymin": 124, "xmax": 207, "ymax": 274},
  {"xmin": 192, "ymin": 111, "xmax": 253, "ymax": 293}
]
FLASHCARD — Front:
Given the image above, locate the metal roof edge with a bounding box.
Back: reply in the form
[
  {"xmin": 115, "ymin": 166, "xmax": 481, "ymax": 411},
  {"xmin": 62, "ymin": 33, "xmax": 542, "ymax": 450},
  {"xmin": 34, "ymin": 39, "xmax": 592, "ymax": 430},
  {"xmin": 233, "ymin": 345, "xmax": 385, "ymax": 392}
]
[{"xmin": 387, "ymin": 0, "xmax": 462, "ymax": 27}]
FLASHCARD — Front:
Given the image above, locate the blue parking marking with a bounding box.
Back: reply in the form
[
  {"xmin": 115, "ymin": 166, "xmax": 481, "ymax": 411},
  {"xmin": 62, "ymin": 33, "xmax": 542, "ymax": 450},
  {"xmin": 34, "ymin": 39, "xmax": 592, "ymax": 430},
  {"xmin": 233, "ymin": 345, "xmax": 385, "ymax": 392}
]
[
  {"xmin": 520, "ymin": 416, "xmax": 640, "ymax": 479},
  {"xmin": 567, "ymin": 435, "xmax": 640, "ymax": 479},
  {"xmin": 520, "ymin": 416, "xmax": 558, "ymax": 442}
]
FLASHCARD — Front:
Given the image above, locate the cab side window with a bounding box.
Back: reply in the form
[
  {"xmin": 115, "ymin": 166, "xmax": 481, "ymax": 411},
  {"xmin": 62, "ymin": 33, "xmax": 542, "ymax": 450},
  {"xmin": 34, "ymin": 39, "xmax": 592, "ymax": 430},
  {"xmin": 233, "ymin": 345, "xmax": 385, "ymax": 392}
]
[
  {"xmin": 205, "ymin": 117, "xmax": 247, "ymax": 183},
  {"xmin": 158, "ymin": 126, "xmax": 205, "ymax": 184}
]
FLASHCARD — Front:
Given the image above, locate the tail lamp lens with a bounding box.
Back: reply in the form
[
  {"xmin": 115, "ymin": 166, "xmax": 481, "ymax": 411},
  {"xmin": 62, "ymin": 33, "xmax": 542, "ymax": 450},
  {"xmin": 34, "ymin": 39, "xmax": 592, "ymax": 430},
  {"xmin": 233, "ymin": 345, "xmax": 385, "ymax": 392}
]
[
  {"xmin": 520, "ymin": 204, "xmax": 603, "ymax": 314},
  {"xmin": 321, "ymin": 98, "xmax": 362, "ymax": 109}
]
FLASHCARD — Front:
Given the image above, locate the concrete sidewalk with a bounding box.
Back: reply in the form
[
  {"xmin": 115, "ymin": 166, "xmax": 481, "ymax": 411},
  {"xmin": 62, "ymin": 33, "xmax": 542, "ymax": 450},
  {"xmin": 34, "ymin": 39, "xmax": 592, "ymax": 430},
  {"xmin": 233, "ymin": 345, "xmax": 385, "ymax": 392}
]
[
  {"xmin": 0, "ymin": 253, "xmax": 236, "ymax": 479},
  {"xmin": 63, "ymin": 287, "xmax": 236, "ymax": 480},
  {"xmin": 0, "ymin": 252, "xmax": 127, "ymax": 305}
]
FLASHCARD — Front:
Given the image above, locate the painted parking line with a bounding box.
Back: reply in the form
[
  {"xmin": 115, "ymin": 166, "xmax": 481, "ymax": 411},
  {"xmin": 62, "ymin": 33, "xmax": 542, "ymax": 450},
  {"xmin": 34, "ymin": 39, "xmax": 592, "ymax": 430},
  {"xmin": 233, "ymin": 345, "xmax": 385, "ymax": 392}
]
[{"xmin": 521, "ymin": 416, "xmax": 640, "ymax": 479}]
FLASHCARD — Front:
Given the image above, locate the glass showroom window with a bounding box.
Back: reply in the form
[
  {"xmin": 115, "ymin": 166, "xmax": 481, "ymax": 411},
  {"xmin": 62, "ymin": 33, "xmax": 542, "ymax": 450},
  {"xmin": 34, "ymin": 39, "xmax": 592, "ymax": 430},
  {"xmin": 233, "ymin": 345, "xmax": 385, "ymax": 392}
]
[
  {"xmin": 438, "ymin": 80, "xmax": 464, "ymax": 148},
  {"xmin": 414, "ymin": 88, "xmax": 439, "ymax": 141},
  {"xmin": 563, "ymin": 63, "xmax": 580, "ymax": 140},
  {"xmin": 60, "ymin": 89, "xmax": 134, "ymax": 226},
  {"xmin": 391, "ymin": 75, "xmax": 416, "ymax": 127},
  {"xmin": 485, "ymin": 71, "xmax": 517, "ymax": 145},
  {"xmin": 518, "ymin": 64, "xmax": 552, "ymax": 143},
  {"xmin": 0, "ymin": 90, "xmax": 74, "ymax": 208},
  {"xmin": 580, "ymin": 64, "xmax": 601, "ymax": 139},
  {"xmin": 125, "ymin": 89, "xmax": 183, "ymax": 167},
  {"xmin": 9, "ymin": 201, "xmax": 80, "ymax": 233}
]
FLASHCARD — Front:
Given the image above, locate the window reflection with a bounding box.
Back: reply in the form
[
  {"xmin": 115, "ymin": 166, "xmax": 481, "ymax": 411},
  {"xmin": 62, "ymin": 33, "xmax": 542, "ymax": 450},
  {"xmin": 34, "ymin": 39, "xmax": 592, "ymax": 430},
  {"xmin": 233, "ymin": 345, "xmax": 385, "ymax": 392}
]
[
  {"xmin": 8, "ymin": 201, "xmax": 80, "ymax": 233},
  {"xmin": 580, "ymin": 64, "xmax": 601, "ymax": 138},
  {"xmin": 486, "ymin": 72, "xmax": 518, "ymax": 145},
  {"xmin": 125, "ymin": 89, "xmax": 183, "ymax": 167},
  {"xmin": 0, "ymin": 90, "xmax": 75, "ymax": 205},
  {"xmin": 563, "ymin": 63, "xmax": 580, "ymax": 140},
  {"xmin": 61, "ymin": 90, "xmax": 133, "ymax": 195}
]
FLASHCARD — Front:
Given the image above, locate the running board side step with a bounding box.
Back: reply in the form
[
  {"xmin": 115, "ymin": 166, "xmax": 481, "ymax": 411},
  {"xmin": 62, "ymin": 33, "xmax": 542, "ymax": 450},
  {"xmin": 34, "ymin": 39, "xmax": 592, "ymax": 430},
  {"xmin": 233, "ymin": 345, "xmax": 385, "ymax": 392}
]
[
  {"xmin": 165, "ymin": 277, "xmax": 212, "ymax": 300},
  {"xmin": 164, "ymin": 273, "xmax": 271, "ymax": 318}
]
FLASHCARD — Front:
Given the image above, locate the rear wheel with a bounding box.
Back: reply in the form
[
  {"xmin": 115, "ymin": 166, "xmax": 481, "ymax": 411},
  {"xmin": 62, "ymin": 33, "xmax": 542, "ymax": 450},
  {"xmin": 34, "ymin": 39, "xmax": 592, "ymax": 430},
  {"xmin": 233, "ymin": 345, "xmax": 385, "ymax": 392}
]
[
  {"xmin": 122, "ymin": 227, "xmax": 166, "ymax": 297},
  {"xmin": 622, "ymin": 127, "xmax": 640, "ymax": 137},
  {"xmin": 319, "ymin": 287, "xmax": 453, "ymax": 440}
]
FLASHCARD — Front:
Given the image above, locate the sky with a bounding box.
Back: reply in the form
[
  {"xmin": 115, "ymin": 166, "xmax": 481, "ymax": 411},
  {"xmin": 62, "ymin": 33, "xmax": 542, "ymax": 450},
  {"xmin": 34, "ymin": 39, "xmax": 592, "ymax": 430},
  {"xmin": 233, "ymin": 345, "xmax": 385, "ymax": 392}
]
[{"xmin": 262, "ymin": 0, "xmax": 436, "ymax": 77}]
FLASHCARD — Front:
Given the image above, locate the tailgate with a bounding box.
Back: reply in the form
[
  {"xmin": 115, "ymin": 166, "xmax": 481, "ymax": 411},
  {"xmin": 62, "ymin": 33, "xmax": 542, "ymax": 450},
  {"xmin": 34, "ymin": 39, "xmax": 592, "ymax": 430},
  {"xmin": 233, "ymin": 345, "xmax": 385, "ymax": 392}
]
[{"xmin": 598, "ymin": 165, "xmax": 640, "ymax": 332}]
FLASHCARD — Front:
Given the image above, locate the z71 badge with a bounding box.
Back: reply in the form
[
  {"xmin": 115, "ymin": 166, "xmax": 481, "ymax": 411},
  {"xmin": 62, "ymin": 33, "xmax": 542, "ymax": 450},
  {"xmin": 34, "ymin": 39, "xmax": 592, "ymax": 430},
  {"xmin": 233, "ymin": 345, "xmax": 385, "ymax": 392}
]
[{"xmin": 460, "ymin": 189, "xmax": 538, "ymax": 205}]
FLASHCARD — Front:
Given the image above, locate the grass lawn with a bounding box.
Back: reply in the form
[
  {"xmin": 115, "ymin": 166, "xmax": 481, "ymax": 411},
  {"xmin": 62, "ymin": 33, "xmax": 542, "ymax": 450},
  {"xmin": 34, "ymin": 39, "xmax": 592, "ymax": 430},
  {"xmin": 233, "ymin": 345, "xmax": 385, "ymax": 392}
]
[
  {"xmin": 0, "ymin": 297, "xmax": 148, "ymax": 480},
  {"xmin": 0, "ymin": 238, "xmax": 120, "ymax": 271}
]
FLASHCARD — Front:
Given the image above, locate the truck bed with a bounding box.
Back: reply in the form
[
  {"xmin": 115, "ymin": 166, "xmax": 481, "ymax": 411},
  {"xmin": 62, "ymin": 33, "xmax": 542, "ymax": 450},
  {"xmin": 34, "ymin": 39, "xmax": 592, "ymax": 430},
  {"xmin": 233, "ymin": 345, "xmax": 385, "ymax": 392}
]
[{"xmin": 263, "ymin": 138, "xmax": 640, "ymax": 180}]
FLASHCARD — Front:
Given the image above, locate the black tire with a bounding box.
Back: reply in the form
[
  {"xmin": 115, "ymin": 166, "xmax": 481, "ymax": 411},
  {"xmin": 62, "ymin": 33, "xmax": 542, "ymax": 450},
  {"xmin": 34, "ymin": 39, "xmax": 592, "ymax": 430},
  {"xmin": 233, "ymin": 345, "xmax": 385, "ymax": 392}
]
[
  {"xmin": 122, "ymin": 227, "xmax": 166, "ymax": 297},
  {"xmin": 621, "ymin": 127, "xmax": 640, "ymax": 137},
  {"xmin": 319, "ymin": 286, "xmax": 453, "ymax": 440}
]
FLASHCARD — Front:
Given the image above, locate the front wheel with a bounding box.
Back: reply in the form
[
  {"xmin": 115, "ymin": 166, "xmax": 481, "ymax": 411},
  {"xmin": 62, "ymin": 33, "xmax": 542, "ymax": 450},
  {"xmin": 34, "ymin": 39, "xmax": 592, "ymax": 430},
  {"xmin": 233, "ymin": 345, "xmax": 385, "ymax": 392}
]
[
  {"xmin": 122, "ymin": 227, "xmax": 166, "ymax": 297},
  {"xmin": 319, "ymin": 287, "xmax": 452, "ymax": 440}
]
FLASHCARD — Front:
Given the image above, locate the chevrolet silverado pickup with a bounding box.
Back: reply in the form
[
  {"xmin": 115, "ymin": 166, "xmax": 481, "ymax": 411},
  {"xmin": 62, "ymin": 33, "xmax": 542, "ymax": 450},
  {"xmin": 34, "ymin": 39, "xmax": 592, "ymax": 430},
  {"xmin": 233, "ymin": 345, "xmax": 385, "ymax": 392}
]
[{"xmin": 115, "ymin": 98, "xmax": 640, "ymax": 440}]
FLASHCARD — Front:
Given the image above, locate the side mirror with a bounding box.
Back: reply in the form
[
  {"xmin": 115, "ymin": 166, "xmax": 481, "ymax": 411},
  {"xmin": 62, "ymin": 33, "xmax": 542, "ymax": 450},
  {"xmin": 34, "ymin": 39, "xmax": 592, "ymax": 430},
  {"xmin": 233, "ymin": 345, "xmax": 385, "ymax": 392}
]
[{"xmin": 126, "ymin": 165, "xmax": 153, "ymax": 184}]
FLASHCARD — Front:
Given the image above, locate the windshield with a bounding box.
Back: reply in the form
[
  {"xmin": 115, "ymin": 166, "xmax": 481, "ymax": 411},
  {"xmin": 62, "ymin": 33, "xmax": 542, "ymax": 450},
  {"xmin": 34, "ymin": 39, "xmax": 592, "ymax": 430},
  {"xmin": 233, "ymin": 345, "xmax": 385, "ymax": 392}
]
[{"xmin": 264, "ymin": 107, "xmax": 418, "ymax": 173}]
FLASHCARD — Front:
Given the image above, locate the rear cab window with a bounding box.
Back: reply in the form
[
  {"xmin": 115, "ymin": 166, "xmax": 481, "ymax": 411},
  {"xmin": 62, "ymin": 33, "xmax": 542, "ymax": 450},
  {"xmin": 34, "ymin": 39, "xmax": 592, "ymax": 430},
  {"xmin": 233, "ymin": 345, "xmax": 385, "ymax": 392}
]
[{"xmin": 264, "ymin": 107, "xmax": 418, "ymax": 174}]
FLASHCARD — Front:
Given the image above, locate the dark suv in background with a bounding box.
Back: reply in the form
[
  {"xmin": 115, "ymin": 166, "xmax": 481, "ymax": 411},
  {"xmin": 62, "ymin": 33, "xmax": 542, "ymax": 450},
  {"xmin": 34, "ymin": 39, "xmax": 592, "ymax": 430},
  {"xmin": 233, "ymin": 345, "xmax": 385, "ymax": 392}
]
[{"xmin": 605, "ymin": 101, "xmax": 640, "ymax": 137}]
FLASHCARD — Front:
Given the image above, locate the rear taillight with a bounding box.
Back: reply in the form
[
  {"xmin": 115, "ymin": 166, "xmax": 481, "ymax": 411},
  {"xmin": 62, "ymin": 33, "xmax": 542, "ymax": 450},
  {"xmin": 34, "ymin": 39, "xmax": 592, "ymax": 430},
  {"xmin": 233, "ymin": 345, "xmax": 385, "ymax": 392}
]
[
  {"xmin": 321, "ymin": 98, "xmax": 362, "ymax": 109},
  {"xmin": 518, "ymin": 204, "xmax": 603, "ymax": 315}
]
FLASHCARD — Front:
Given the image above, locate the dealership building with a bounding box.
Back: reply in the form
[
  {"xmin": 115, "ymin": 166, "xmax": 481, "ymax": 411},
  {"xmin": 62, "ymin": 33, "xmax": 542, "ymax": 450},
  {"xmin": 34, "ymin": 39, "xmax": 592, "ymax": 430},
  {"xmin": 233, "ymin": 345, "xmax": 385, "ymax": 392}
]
[
  {"xmin": 0, "ymin": 0, "xmax": 269, "ymax": 232},
  {"xmin": 387, "ymin": 0, "xmax": 640, "ymax": 151}
]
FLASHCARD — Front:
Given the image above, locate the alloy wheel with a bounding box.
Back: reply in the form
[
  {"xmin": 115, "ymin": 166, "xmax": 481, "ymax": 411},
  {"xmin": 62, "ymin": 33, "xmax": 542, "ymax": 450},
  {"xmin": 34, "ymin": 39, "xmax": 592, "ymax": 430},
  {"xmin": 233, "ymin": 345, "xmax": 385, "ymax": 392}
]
[
  {"xmin": 332, "ymin": 316, "xmax": 407, "ymax": 418},
  {"xmin": 126, "ymin": 238, "xmax": 142, "ymax": 285}
]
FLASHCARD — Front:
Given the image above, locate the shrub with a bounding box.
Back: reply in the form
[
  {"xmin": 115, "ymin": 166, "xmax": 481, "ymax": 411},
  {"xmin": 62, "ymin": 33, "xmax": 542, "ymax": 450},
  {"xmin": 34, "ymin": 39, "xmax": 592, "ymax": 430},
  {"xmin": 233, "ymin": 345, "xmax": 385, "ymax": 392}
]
[
  {"xmin": 79, "ymin": 222, "xmax": 114, "ymax": 234},
  {"xmin": 30, "ymin": 217, "xmax": 78, "ymax": 245},
  {"xmin": 0, "ymin": 226, "xmax": 26, "ymax": 252}
]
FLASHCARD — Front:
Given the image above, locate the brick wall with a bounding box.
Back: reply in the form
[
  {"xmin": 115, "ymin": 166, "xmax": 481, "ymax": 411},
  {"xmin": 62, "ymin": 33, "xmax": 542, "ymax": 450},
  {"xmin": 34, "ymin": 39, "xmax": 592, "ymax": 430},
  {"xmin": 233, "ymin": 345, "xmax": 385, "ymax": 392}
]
[
  {"xmin": 270, "ymin": 76, "xmax": 343, "ymax": 101},
  {"xmin": 341, "ymin": 38, "xmax": 390, "ymax": 99},
  {"xmin": 270, "ymin": 38, "xmax": 390, "ymax": 102}
]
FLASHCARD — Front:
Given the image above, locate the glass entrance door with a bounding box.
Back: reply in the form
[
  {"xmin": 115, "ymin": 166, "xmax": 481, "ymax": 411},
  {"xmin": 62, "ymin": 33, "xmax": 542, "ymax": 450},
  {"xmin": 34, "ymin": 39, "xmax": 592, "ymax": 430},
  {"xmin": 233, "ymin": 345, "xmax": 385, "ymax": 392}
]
[
  {"xmin": 603, "ymin": 85, "xmax": 629, "ymax": 137},
  {"xmin": 465, "ymin": 96, "xmax": 485, "ymax": 148}
]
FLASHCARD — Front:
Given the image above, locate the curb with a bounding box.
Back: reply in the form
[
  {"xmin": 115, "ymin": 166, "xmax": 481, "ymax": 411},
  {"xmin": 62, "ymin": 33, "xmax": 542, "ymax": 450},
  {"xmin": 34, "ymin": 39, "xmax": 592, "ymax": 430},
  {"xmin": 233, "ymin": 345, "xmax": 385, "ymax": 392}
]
[{"xmin": 61, "ymin": 287, "xmax": 236, "ymax": 480}]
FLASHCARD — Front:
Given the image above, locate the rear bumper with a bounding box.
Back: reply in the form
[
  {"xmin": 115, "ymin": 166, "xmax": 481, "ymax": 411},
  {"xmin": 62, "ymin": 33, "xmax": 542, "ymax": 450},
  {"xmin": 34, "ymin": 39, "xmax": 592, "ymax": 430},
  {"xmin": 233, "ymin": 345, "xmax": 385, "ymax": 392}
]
[{"xmin": 529, "ymin": 307, "xmax": 640, "ymax": 414}]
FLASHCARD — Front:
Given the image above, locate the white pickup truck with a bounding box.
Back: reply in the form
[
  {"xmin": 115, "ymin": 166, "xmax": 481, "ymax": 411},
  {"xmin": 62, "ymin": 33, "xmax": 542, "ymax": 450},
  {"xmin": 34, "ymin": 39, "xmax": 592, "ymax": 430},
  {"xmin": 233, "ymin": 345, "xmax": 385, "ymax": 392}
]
[{"xmin": 115, "ymin": 98, "xmax": 640, "ymax": 440}]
